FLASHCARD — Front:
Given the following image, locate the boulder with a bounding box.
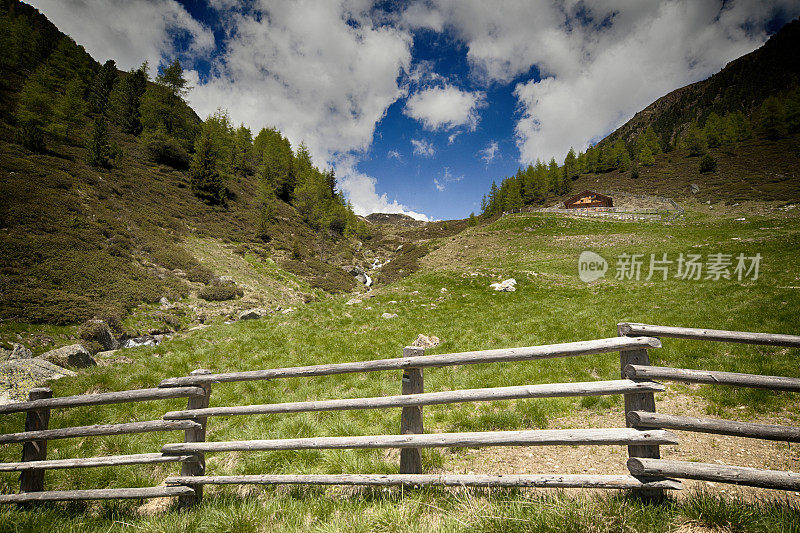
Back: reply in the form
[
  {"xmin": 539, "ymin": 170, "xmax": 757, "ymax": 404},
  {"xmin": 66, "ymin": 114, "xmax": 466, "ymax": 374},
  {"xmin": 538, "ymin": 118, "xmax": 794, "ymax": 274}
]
[
  {"xmin": 38, "ymin": 344, "xmax": 96, "ymax": 368},
  {"xmin": 381, "ymin": 313, "xmax": 398, "ymax": 319},
  {"xmin": 9, "ymin": 343, "xmax": 33, "ymax": 360},
  {"xmin": 78, "ymin": 319, "xmax": 119, "ymax": 351},
  {"xmin": 0, "ymin": 358, "xmax": 77, "ymax": 383},
  {"xmin": 238, "ymin": 308, "xmax": 267, "ymax": 320},
  {"xmin": 411, "ymin": 334, "xmax": 440, "ymax": 348},
  {"xmin": 345, "ymin": 298, "xmax": 362, "ymax": 305},
  {"xmin": 159, "ymin": 296, "xmax": 171, "ymax": 308},
  {"xmin": 218, "ymin": 275, "xmax": 236, "ymax": 284},
  {"xmin": 490, "ymin": 278, "xmax": 517, "ymax": 292},
  {"xmin": 281, "ymin": 308, "xmax": 296, "ymax": 314},
  {"xmin": 690, "ymin": 183, "xmax": 700, "ymax": 194}
]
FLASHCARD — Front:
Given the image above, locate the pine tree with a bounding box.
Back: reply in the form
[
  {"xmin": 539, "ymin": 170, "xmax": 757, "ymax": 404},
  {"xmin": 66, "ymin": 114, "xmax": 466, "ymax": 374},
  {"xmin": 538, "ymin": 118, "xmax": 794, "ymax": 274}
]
[
  {"xmin": 563, "ymin": 148, "xmax": 577, "ymax": 180},
  {"xmin": 639, "ymin": 145, "xmax": 655, "ymax": 166},
  {"xmin": 111, "ymin": 63, "xmax": 148, "ymax": 135},
  {"xmin": 685, "ymin": 122, "xmax": 707, "ymax": 156},
  {"xmin": 760, "ymin": 96, "xmax": 787, "ymax": 140},
  {"xmin": 704, "ymin": 112, "xmax": 724, "ymax": 148},
  {"xmin": 86, "ymin": 118, "xmax": 110, "ymax": 168},
  {"xmin": 51, "ymin": 76, "xmax": 86, "ymax": 141},
  {"xmin": 157, "ymin": 58, "xmax": 191, "ymax": 98},
  {"xmin": 232, "ymin": 124, "xmax": 253, "ymax": 177},
  {"xmin": 190, "ymin": 126, "xmax": 225, "ymax": 204},
  {"xmin": 89, "ymin": 59, "xmax": 118, "ymax": 115},
  {"xmin": 16, "ymin": 66, "xmax": 55, "ymax": 151}
]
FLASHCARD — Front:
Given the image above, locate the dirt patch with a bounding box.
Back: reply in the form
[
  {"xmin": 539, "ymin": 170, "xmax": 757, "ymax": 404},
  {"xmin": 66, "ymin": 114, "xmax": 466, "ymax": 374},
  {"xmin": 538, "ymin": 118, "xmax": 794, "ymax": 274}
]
[{"xmin": 441, "ymin": 386, "xmax": 800, "ymax": 503}]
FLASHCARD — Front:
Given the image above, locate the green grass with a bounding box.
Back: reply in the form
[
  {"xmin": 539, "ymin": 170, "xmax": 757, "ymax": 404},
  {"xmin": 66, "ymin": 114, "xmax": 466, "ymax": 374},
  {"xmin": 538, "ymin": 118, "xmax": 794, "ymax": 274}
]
[{"xmin": 0, "ymin": 210, "xmax": 799, "ymax": 529}]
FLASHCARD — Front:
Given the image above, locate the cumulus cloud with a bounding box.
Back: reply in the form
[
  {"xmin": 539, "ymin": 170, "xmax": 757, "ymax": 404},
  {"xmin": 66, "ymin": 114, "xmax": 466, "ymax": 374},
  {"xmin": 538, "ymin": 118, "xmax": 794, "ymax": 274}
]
[
  {"xmin": 404, "ymin": 85, "xmax": 486, "ymax": 131},
  {"xmin": 478, "ymin": 140, "xmax": 499, "ymax": 165},
  {"xmin": 433, "ymin": 167, "xmax": 463, "ymax": 191},
  {"xmin": 387, "ymin": 149, "xmax": 402, "ymax": 160},
  {"xmin": 402, "ymin": 0, "xmax": 800, "ymax": 163},
  {"xmin": 337, "ymin": 156, "xmax": 430, "ymax": 221},
  {"xmin": 411, "ymin": 138, "xmax": 436, "ymax": 157},
  {"xmin": 29, "ymin": 0, "xmax": 214, "ymax": 70}
]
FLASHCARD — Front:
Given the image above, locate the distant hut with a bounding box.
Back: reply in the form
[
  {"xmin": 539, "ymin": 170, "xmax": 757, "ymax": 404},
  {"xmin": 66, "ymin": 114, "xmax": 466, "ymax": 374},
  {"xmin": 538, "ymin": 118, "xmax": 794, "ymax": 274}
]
[{"xmin": 563, "ymin": 190, "xmax": 613, "ymax": 209}]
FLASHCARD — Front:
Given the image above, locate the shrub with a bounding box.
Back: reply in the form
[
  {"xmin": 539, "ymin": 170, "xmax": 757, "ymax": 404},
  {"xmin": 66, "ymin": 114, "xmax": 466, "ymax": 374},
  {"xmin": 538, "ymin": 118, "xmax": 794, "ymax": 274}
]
[
  {"xmin": 141, "ymin": 128, "xmax": 189, "ymax": 169},
  {"xmin": 630, "ymin": 164, "xmax": 640, "ymax": 179},
  {"xmin": 198, "ymin": 281, "xmax": 242, "ymax": 301},
  {"xmin": 699, "ymin": 154, "xmax": 717, "ymax": 173}
]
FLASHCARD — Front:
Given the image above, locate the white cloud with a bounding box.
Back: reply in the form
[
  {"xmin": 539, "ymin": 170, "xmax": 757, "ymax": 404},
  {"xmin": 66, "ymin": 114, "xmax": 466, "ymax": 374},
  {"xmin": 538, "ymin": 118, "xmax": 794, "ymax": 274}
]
[
  {"xmin": 404, "ymin": 85, "xmax": 485, "ymax": 131},
  {"xmin": 402, "ymin": 0, "xmax": 800, "ymax": 164},
  {"xmin": 478, "ymin": 140, "xmax": 499, "ymax": 165},
  {"xmin": 433, "ymin": 167, "xmax": 463, "ymax": 192},
  {"xmin": 336, "ymin": 156, "xmax": 431, "ymax": 221},
  {"xmin": 387, "ymin": 149, "xmax": 402, "ymax": 160},
  {"xmin": 448, "ymin": 133, "xmax": 459, "ymax": 144},
  {"xmin": 28, "ymin": 0, "xmax": 215, "ymax": 70},
  {"xmin": 411, "ymin": 138, "xmax": 436, "ymax": 157}
]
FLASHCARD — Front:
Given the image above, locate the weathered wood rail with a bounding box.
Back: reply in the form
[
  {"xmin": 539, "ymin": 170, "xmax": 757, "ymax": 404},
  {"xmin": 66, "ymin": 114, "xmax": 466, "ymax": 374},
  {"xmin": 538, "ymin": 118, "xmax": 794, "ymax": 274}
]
[
  {"xmin": 0, "ymin": 385, "xmax": 204, "ymax": 504},
  {"xmin": 619, "ymin": 322, "xmax": 800, "ymax": 491},
  {"xmin": 2, "ymin": 324, "xmax": 798, "ymax": 507}
]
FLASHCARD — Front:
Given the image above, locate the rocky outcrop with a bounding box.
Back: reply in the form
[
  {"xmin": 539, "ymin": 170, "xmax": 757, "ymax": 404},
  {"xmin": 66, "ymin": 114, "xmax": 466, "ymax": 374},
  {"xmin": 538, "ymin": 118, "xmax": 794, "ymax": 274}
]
[
  {"xmin": 38, "ymin": 344, "xmax": 96, "ymax": 368},
  {"xmin": 8, "ymin": 343, "xmax": 33, "ymax": 360}
]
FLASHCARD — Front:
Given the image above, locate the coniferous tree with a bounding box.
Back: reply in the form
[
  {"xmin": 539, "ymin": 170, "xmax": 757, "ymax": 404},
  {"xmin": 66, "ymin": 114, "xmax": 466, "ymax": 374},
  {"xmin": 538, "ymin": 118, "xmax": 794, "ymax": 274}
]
[
  {"xmin": 51, "ymin": 76, "xmax": 86, "ymax": 141},
  {"xmin": 15, "ymin": 66, "xmax": 54, "ymax": 151},
  {"xmin": 563, "ymin": 148, "xmax": 578, "ymax": 180},
  {"xmin": 704, "ymin": 112, "xmax": 724, "ymax": 148},
  {"xmin": 190, "ymin": 126, "xmax": 225, "ymax": 204},
  {"xmin": 639, "ymin": 145, "xmax": 655, "ymax": 166},
  {"xmin": 110, "ymin": 63, "xmax": 148, "ymax": 135},
  {"xmin": 760, "ymin": 96, "xmax": 787, "ymax": 140},
  {"xmin": 232, "ymin": 124, "xmax": 253, "ymax": 177},
  {"xmin": 89, "ymin": 59, "xmax": 118, "ymax": 115},
  {"xmin": 685, "ymin": 122, "xmax": 707, "ymax": 156},
  {"xmin": 86, "ymin": 118, "xmax": 110, "ymax": 167}
]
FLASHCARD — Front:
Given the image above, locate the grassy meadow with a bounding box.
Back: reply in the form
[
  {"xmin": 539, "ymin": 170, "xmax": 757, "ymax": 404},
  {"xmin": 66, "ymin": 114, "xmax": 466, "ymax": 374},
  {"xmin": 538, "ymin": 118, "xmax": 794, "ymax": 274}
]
[{"xmin": 1, "ymin": 208, "xmax": 799, "ymax": 531}]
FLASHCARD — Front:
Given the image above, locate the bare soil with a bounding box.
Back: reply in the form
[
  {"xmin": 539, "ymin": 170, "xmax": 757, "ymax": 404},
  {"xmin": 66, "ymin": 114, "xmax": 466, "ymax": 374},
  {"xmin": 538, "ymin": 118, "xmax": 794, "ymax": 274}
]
[{"xmin": 442, "ymin": 386, "xmax": 800, "ymax": 503}]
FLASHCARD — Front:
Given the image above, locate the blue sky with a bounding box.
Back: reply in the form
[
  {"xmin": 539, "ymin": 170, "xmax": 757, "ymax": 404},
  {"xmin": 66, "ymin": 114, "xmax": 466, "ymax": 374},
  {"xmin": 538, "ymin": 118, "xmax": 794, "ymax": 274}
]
[{"xmin": 30, "ymin": 0, "xmax": 800, "ymax": 220}]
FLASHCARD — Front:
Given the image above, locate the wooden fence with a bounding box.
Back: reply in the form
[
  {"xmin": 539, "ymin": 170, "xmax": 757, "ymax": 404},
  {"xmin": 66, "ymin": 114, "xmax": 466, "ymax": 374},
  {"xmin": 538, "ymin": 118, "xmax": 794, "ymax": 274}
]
[{"xmin": 0, "ymin": 325, "xmax": 798, "ymax": 506}]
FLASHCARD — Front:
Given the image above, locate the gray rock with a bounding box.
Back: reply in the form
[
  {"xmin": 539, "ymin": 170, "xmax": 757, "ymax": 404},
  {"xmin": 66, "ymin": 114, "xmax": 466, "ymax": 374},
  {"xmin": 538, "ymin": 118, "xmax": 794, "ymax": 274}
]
[
  {"xmin": 9, "ymin": 343, "xmax": 33, "ymax": 360},
  {"xmin": 218, "ymin": 275, "xmax": 236, "ymax": 284},
  {"xmin": 381, "ymin": 313, "xmax": 398, "ymax": 319},
  {"xmin": 38, "ymin": 344, "xmax": 96, "ymax": 368},
  {"xmin": 690, "ymin": 183, "xmax": 700, "ymax": 194},
  {"xmin": 238, "ymin": 308, "xmax": 267, "ymax": 320},
  {"xmin": 0, "ymin": 358, "xmax": 77, "ymax": 382},
  {"xmin": 79, "ymin": 319, "xmax": 118, "ymax": 351},
  {"xmin": 281, "ymin": 308, "xmax": 296, "ymax": 314},
  {"xmin": 159, "ymin": 297, "xmax": 171, "ymax": 308},
  {"xmin": 411, "ymin": 334, "xmax": 440, "ymax": 348},
  {"xmin": 345, "ymin": 298, "xmax": 362, "ymax": 305}
]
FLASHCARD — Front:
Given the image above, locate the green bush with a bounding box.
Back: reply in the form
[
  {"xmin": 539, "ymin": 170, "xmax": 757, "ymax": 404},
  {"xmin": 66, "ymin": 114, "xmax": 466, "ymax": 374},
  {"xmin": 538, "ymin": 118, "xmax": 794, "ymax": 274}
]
[
  {"xmin": 699, "ymin": 154, "xmax": 717, "ymax": 173},
  {"xmin": 198, "ymin": 281, "xmax": 243, "ymax": 301},
  {"xmin": 141, "ymin": 128, "xmax": 189, "ymax": 169},
  {"xmin": 630, "ymin": 164, "xmax": 640, "ymax": 179}
]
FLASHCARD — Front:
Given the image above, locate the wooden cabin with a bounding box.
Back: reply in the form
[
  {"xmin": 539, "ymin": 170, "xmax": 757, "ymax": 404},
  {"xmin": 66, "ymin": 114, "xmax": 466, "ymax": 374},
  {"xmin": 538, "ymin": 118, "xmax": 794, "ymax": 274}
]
[{"xmin": 564, "ymin": 190, "xmax": 613, "ymax": 209}]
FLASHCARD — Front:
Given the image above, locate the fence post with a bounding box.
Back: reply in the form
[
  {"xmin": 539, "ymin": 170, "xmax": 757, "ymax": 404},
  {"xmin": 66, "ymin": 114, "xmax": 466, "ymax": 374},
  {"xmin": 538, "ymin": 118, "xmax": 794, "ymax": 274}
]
[
  {"xmin": 178, "ymin": 369, "xmax": 211, "ymax": 507},
  {"xmin": 618, "ymin": 324, "xmax": 662, "ymax": 499},
  {"xmin": 19, "ymin": 387, "xmax": 52, "ymax": 497},
  {"xmin": 399, "ymin": 346, "xmax": 424, "ymax": 474}
]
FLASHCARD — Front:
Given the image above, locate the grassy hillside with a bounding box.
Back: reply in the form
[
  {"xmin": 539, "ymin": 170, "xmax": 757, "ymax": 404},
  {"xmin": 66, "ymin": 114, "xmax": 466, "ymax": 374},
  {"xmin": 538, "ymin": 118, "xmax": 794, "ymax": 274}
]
[
  {"xmin": 0, "ymin": 206, "xmax": 798, "ymax": 530},
  {"xmin": 568, "ymin": 134, "xmax": 800, "ymax": 204}
]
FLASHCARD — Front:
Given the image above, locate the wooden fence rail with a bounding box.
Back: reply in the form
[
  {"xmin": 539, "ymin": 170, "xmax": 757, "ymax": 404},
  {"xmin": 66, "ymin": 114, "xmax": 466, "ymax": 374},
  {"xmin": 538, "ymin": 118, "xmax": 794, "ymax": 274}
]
[
  {"xmin": 0, "ymin": 384, "xmax": 206, "ymax": 504},
  {"xmin": 619, "ymin": 322, "xmax": 800, "ymax": 492},
  {"xmin": 2, "ymin": 324, "xmax": 798, "ymax": 507}
]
